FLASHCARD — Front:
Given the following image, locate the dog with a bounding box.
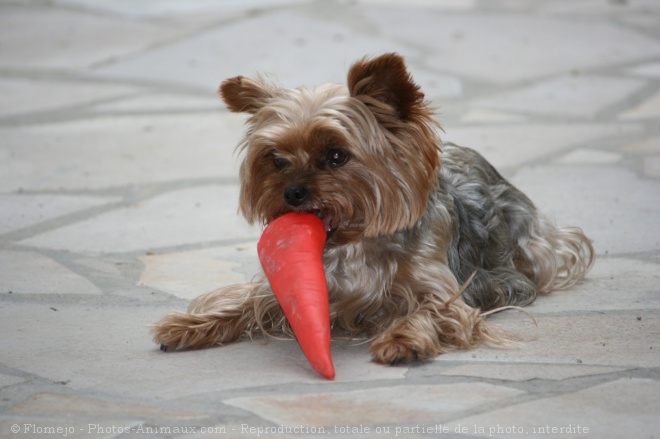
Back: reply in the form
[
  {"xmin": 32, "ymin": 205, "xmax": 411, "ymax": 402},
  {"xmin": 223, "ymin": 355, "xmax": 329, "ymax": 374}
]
[{"xmin": 152, "ymin": 53, "xmax": 594, "ymax": 365}]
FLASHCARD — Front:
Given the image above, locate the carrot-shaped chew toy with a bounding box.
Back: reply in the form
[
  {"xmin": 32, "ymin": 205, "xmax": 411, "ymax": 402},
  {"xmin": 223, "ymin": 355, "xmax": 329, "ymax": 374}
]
[{"xmin": 257, "ymin": 212, "xmax": 335, "ymax": 380}]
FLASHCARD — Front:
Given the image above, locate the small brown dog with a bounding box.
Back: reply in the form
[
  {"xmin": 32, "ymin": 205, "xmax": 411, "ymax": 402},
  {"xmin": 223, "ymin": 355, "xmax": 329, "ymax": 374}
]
[{"xmin": 152, "ymin": 53, "xmax": 594, "ymax": 365}]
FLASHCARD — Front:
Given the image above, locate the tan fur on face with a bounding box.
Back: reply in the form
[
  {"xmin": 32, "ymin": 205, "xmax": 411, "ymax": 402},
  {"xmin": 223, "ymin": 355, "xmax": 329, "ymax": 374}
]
[{"xmin": 223, "ymin": 54, "xmax": 442, "ymax": 244}]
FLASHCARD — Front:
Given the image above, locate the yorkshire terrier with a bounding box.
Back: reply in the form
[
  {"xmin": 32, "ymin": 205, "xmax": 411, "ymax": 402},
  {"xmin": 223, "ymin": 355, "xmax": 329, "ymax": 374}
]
[{"xmin": 152, "ymin": 53, "xmax": 594, "ymax": 365}]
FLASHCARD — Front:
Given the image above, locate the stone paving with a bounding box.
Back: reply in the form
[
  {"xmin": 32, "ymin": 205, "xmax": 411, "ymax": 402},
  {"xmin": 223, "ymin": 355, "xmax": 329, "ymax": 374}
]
[{"xmin": 1, "ymin": 0, "xmax": 659, "ymax": 438}]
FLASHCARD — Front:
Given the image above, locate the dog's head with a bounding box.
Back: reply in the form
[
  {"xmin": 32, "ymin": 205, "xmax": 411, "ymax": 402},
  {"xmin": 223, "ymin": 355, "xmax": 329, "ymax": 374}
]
[{"xmin": 220, "ymin": 53, "xmax": 441, "ymax": 246}]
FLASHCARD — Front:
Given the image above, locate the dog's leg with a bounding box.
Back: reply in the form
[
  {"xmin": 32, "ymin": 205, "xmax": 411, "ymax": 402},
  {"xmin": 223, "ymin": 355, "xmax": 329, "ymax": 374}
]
[
  {"xmin": 460, "ymin": 266, "xmax": 538, "ymax": 310},
  {"xmin": 151, "ymin": 277, "xmax": 286, "ymax": 351},
  {"xmin": 367, "ymin": 264, "xmax": 507, "ymax": 365}
]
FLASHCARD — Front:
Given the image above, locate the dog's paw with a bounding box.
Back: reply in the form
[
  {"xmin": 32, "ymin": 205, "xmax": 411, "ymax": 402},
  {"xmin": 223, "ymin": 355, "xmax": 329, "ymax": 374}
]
[
  {"xmin": 369, "ymin": 332, "xmax": 433, "ymax": 365},
  {"xmin": 150, "ymin": 323, "xmax": 181, "ymax": 352},
  {"xmin": 150, "ymin": 308, "xmax": 249, "ymax": 352},
  {"xmin": 150, "ymin": 311, "xmax": 200, "ymax": 352}
]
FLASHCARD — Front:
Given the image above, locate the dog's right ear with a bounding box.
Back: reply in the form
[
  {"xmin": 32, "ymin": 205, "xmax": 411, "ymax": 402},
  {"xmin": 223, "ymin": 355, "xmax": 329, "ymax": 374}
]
[{"xmin": 219, "ymin": 76, "xmax": 275, "ymax": 114}]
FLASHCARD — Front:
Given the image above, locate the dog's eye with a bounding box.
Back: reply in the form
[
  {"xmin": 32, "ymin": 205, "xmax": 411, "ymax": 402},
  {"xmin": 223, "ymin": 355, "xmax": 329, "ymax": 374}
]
[
  {"xmin": 325, "ymin": 148, "xmax": 349, "ymax": 168},
  {"xmin": 273, "ymin": 157, "xmax": 289, "ymax": 170},
  {"xmin": 267, "ymin": 152, "xmax": 289, "ymax": 170}
]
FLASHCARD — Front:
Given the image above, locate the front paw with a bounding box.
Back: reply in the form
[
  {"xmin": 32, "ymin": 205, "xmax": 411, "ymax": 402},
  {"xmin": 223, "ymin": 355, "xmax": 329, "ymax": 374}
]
[
  {"xmin": 151, "ymin": 312, "xmax": 189, "ymax": 352},
  {"xmin": 369, "ymin": 335, "xmax": 420, "ymax": 365},
  {"xmin": 150, "ymin": 310, "xmax": 214, "ymax": 352}
]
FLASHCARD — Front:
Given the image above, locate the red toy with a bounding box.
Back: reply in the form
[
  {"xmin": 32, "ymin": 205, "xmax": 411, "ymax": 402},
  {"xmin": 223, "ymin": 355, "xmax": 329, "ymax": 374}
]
[{"xmin": 257, "ymin": 212, "xmax": 335, "ymax": 380}]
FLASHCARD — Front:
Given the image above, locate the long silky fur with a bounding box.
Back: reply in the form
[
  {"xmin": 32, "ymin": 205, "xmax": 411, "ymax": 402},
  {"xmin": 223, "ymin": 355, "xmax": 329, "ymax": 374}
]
[{"xmin": 151, "ymin": 53, "xmax": 594, "ymax": 365}]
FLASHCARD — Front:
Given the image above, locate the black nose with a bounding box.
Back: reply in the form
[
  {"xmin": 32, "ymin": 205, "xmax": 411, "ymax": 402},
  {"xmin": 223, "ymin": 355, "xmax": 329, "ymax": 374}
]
[{"xmin": 284, "ymin": 184, "xmax": 310, "ymax": 207}]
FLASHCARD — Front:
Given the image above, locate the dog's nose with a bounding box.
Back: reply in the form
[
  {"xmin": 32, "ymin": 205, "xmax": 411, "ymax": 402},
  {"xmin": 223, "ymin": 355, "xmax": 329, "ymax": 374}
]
[{"xmin": 284, "ymin": 184, "xmax": 310, "ymax": 207}]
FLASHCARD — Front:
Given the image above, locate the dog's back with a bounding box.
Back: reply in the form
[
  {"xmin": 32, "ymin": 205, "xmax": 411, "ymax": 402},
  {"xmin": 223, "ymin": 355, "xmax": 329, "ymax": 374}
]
[{"xmin": 439, "ymin": 143, "xmax": 594, "ymax": 310}]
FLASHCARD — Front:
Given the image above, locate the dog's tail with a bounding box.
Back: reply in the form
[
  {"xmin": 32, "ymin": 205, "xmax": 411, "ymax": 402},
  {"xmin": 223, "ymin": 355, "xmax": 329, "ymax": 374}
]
[{"xmin": 516, "ymin": 216, "xmax": 595, "ymax": 294}]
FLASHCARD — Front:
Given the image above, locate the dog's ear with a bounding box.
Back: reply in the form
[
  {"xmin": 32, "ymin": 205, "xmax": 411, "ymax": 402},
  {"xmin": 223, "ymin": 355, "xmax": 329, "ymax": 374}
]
[
  {"xmin": 219, "ymin": 76, "xmax": 276, "ymax": 114},
  {"xmin": 347, "ymin": 53, "xmax": 425, "ymax": 121}
]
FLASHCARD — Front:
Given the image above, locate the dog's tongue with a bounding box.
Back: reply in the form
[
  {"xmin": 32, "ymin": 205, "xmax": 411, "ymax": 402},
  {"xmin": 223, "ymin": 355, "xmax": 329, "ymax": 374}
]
[
  {"xmin": 320, "ymin": 214, "xmax": 334, "ymax": 234},
  {"xmin": 257, "ymin": 212, "xmax": 335, "ymax": 380}
]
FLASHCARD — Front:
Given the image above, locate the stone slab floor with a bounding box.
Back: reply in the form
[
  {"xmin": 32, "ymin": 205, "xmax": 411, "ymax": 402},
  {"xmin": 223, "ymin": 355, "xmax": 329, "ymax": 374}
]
[{"xmin": 1, "ymin": 0, "xmax": 659, "ymax": 438}]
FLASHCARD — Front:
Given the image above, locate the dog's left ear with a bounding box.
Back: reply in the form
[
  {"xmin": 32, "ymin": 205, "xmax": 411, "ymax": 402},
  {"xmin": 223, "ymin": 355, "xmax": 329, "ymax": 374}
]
[{"xmin": 347, "ymin": 53, "xmax": 425, "ymax": 122}]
